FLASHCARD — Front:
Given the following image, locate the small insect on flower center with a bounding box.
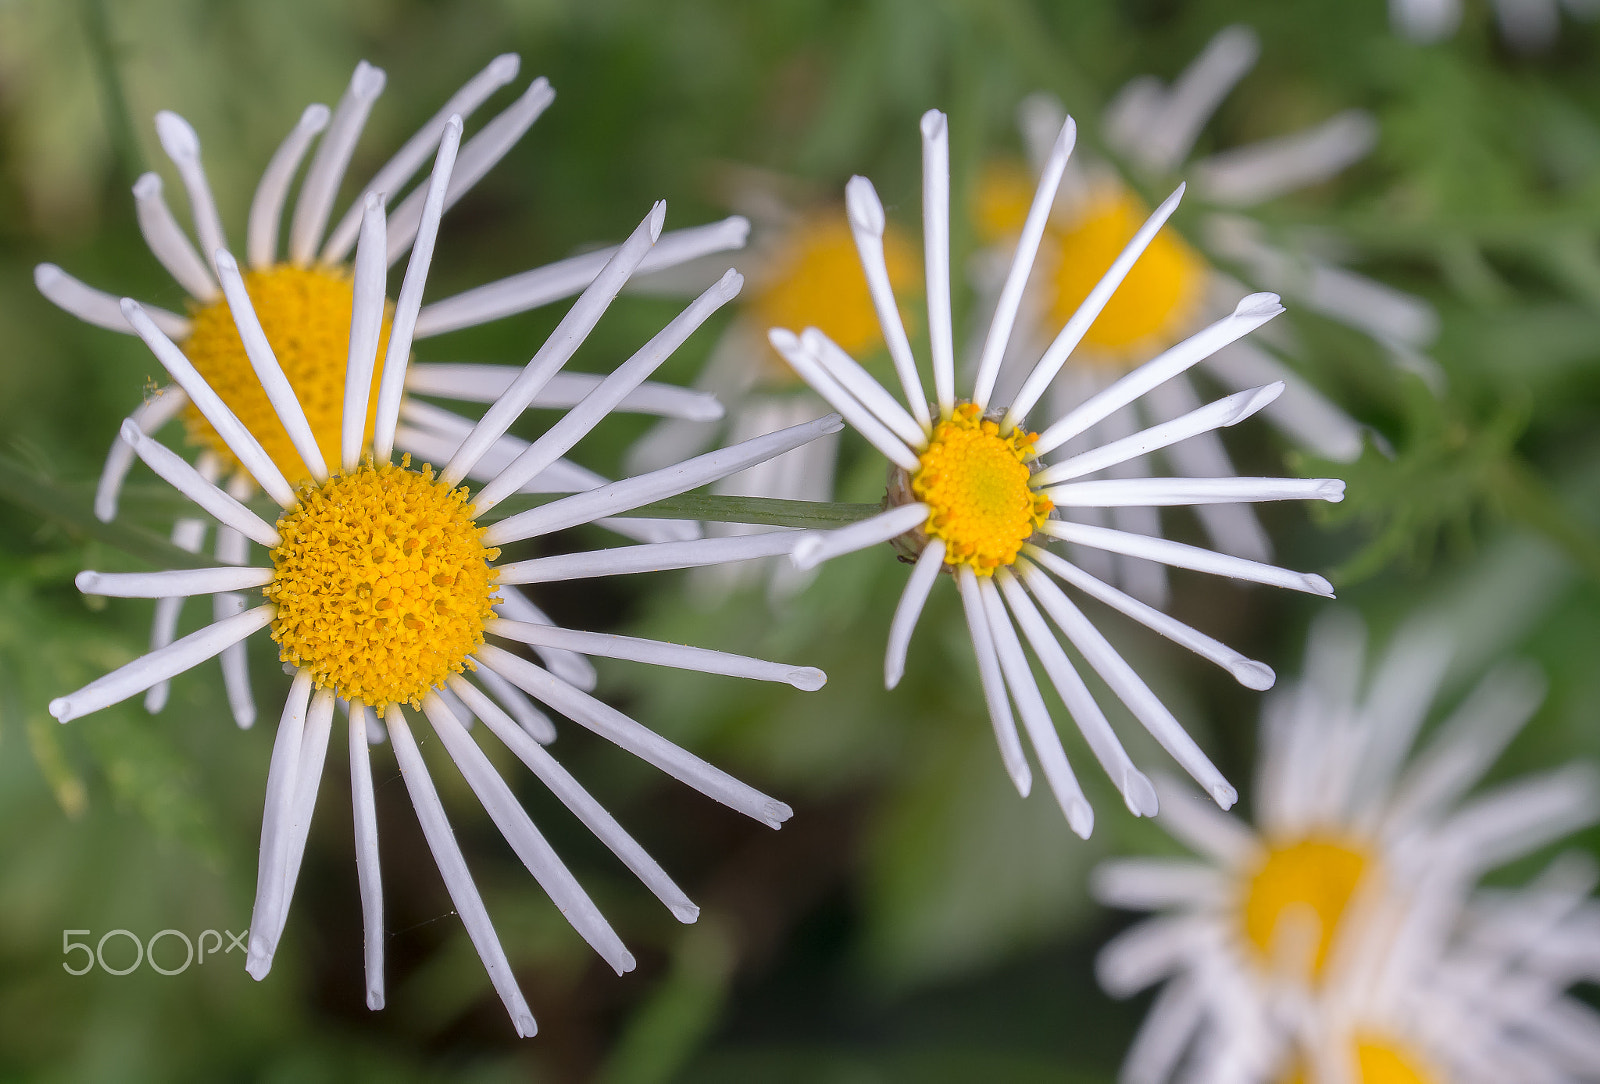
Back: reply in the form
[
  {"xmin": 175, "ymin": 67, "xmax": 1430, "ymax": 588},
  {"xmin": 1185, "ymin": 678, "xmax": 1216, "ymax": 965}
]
[
  {"xmin": 1047, "ymin": 186, "xmax": 1206, "ymax": 361},
  {"xmin": 183, "ymin": 264, "xmax": 393, "ymax": 479},
  {"xmin": 751, "ymin": 213, "xmax": 918, "ymax": 375},
  {"xmin": 900, "ymin": 403, "xmax": 1053, "ymax": 575},
  {"xmin": 1240, "ymin": 836, "xmax": 1371, "ymax": 981},
  {"xmin": 266, "ymin": 457, "xmax": 499, "ymax": 710}
]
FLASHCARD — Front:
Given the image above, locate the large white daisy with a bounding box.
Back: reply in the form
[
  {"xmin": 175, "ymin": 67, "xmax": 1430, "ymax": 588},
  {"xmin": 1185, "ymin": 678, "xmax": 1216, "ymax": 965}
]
[
  {"xmin": 35, "ymin": 55, "xmax": 748, "ymax": 728},
  {"xmin": 766, "ymin": 107, "xmax": 1345, "ymax": 837},
  {"xmin": 1093, "ymin": 609, "xmax": 1599, "ymax": 1082},
  {"xmin": 53, "ymin": 122, "xmax": 837, "ymax": 1036}
]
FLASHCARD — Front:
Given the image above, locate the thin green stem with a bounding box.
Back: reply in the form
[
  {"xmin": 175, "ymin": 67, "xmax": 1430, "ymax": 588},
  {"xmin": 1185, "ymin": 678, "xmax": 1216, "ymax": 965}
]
[{"xmin": 80, "ymin": 0, "xmax": 144, "ymax": 188}]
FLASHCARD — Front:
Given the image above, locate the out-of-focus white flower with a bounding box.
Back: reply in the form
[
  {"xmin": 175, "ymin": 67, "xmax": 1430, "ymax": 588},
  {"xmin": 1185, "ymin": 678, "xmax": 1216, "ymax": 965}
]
[
  {"xmin": 36, "ymin": 57, "xmax": 747, "ymax": 727},
  {"xmin": 1391, "ymin": 0, "xmax": 1599, "ymax": 52},
  {"xmin": 973, "ymin": 26, "xmax": 1437, "ymax": 606},
  {"xmin": 767, "ymin": 107, "xmax": 1344, "ymax": 839},
  {"xmin": 52, "ymin": 130, "xmax": 837, "ymax": 1034},
  {"xmin": 1094, "ymin": 609, "xmax": 1600, "ymax": 1083},
  {"xmin": 626, "ymin": 183, "xmax": 921, "ymax": 600}
]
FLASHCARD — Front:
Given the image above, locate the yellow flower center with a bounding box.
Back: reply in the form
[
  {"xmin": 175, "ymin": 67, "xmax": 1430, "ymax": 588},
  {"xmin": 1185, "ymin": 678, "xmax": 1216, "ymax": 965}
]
[
  {"xmin": 266, "ymin": 457, "xmax": 499, "ymax": 710},
  {"xmin": 1046, "ymin": 186, "xmax": 1206, "ymax": 363},
  {"xmin": 908, "ymin": 403, "xmax": 1053, "ymax": 575},
  {"xmin": 751, "ymin": 211, "xmax": 918, "ymax": 369},
  {"xmin": 1241, "ymin": 837, "xmax": 1371, "ymax": 980},
  {"xmin": 1280, "ymin": 1037, "xmax": 1437, "ymax": 1084},
  {"xmin": 182, "ymin": 264, "xmax": 393, "ymax": 480}
]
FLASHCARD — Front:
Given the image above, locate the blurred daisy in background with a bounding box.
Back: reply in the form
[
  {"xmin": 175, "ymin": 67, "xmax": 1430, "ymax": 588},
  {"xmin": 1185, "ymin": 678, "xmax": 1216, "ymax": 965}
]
[
  {"xmin": 1390, "ymin": 0, "xmax": 1599, "ymax": 52},
  {"xmin": 35, "ymin": 55, "xmax": 748, "ymax": 728},
  {"xmin": 51, "ymin": 124, "xmax": 840, "ymax": 1034},
  {"xmin": 768, "ymin": 107, "xmax": 1345, "ymax": 839},
  {"xmin": 625, "ymin": 172, "xmax": 921, "ymax": 600},
  {"xmin": 971, "ymin": 26, "xmax": 1436, "ymax": 605},
  {"xmin": 1093, "ymin": 609, "xmax": 1599, "ymax": 1082}
]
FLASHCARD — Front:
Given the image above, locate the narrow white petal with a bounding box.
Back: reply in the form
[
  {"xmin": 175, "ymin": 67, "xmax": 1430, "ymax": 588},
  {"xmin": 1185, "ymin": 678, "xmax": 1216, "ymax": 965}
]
[
  {"xmin": 1005, "ymin": 184, "xmax": 1188, "ymax": 428},
  {"xmin": 95, "ymin": 387, "xmax": 190, "ymax": 522},
  {"xmin": 1038, "ymin": 521, "xmax": 1333, "ymax": 596},
  {"xmin": 422, "ymin": 693, "xmax": 635, "ymax": 975},
  {"xmin": 373, "ymin": 117, "xmax": 462, "ymax": 463},
  {"xmin": 289, "ymin": 61, "xmax": 386, "ymax": 266},
  {"xmin": 76, "ymin": 566, "xmax": 272, "ymax": 599},
  {"xmin": 484, "ymin": 412, "xmax": 842, "ymax": 546},
  {"xmin": 1139, "ymin": 25, "xmax": 1259, "ymax": 173},
  {"xmin": 920, "ymin": 110, "xmax": 957, "ymax": 413},
  {"xmin": 1202, "ymin": 339, "xmax": 1364, "ymax": 462},
  {"xmin": 1020, "ymin": 564, "xmax": 1236, "ymax": 808},
  {"xmin": 475, "ymin": 269, "xmax": 743, "ymax": 511},
  {"xmin": 1046, "ymin": 476, "xmax": 1345, "ymax": 507},
  {"xmin": 120, "ymin": 300, "xmax": 296, "ymax": 507},
  {"xmin": 214, "ymin": 250, "xmax": 328, "ymax": 480},
  {"xmin": 144, "ymin": 513, "xmax": 210, "ymax": 714},
  {"xmin": 247, "ymin": 104, "xmax": 331, "ymax": 269},
  {"xmin": 1192, "ymin": 110, "xmax": 1376, "ymax": 207},
  {"xmin": 979, "ymin": 577, "xmax": 1093, "ymax": 836},
  {"xmin": 386, "ymin": 78, "xmax": 554, "ymax": 266},
  {"xmin": 801, "ymin": 328, "xmax": 927, "ymax": 450},
  {"xmin": 1119, "ymin": 973, "xmax": 1206, "ymax": 1084},
  {"xmin": 341, "ymin": 195, "xmax": 388, "ymax": 471},
  {"xmin": 476, "ymin": 645, "xmax": 792, "ymax": 829},
  {"xmin": 884, "ymin": 539, "xmax": 945, "ymax": 689},
  {"xmin": 322, "ymin": 53, "xmax": 521, "ymax": 263},
  {"xmin": 34, "ymin": 264, "xmax": 188, "ymax": 338},
  {"xmin": 498, "ymin": 532, "xmax": 798, "ymax": 584},
  {"xmin": 1090, "ymin": 858, "xmax": 1225, "ymax": 909},
  {"xmin": 132, "ymin": 173, "xmax": 217, "ymax": 300},
  {"xmin": 791, "ymin": 503, "xmax": 928, "ymax": 572},
  {"xmin": 1437, "ymin": 766, "xmax": 1600, "ymax": 876},
  {"xmin": 212, "ymin": 495, "xmax": 256, "ymax": 730},
  {"xmin": 1023, "ymin": 547, "xmax": 1273, "ymax": 690},
  {"xmin": 442, "ymin": 203, "xmax": 664, "ymax": 487},
  {"xmin": 956, "ymin": 566, "xmax": 1032, "ymax": 798},
  {"xmin": 973, "ymin": 116, "xmax": 1077, "ymax": 409},
  {"xmin": 255, "ymin": 688, "xmax": 334, "ymax": 965},
  {"xmin": 154, "ymin": 111, "xmax": 228, "ymax": 276},
  {"xmin": 474, "ymin": 666, "xmax": 557, "ymax": 744},
  {"xmin": 487, "ymin": 618, "xmax": 825, "ymax": 690},
  {"xmin": 996, "ymin": 568, "xmax": 1159, "ymax": 817},
  {"xmin": 491, "ymin": 586, "xmax": 597, "ymax": 692},
  {"xmin": 407, "ymin": 364, "xmax": 722, "ymax": 420},
  {"xmin": 413, "ymin": 216, "xmax": 750, "ymax": 338},
  {"xmin": 767, "ymin": 329, "xmax": 920, "ymax": 471},
  {"xmin": 345, "ymin": 702, "xmax": 384, "ymax": 1009},
  {"xmin": 843, "ymin": 175, "xmax": 930, "ymax": 429},
  {"xmin": 119, "ymin": 422, "xmax": 281, "ymax": 547},
  {"xmin": 385, "ymin": 706, "xmax": 537, "ymax": 1036},
  {"xmin": 448, "ymin": 675, "xmax": 696, "ymax": 921},
  {"xmin": 245, "ymin": 671, "xmax": 312, "ymax": 979},
  {"xmin": 1034, "ymin": 382, "xmax": 1283, "ymax": 485}
]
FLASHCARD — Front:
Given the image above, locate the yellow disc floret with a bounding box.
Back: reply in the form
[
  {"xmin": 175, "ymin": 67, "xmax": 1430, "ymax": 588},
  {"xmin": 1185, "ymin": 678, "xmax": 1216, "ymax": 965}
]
[
  {"xmin": 1241, "ymin": 837, "xmax": 1371, "ymax": 980},
  {"xmin": 1047, "ymin": 186, "xmax": 1206, "ymax": 362},
  {"xmin": 751, "ymin": 211, "xmax": 918, "ymax": 368},
  {"xmin": 910, "ymin": 403, "xmax": 1053, "ymax": 575},
  {"xmin": 1280, "ymin": 1037, "xmax": 1437, "ymax": 1084},
  {"xmin": 182, "ymin": 264, "xmax": 393, "ymax": 480},
  {"xmin": 266, "ymin": 457, "xmax": 499, "ymax": 709}
]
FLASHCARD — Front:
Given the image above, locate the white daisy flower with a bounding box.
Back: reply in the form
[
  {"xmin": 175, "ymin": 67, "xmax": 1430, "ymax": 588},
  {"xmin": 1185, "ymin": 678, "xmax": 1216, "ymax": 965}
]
[
  {"xmin": 53, "ymin": 124, "xmax": 837, "ymax": 1036},
  {"xmin": 972, "ymin": 26, "xmax": 1435, "ymax": 605},
  {"xmin": 624, "ymin": 182, "xmax": 920, "ymax": 600},
  {"xmin": 35, "ymin": 55, "xmax": 749, "ymax": 728},
  {"xmin": 766, "ymin": 107, "xmax": 1345, "ymax": 838},
  {"xmin": 1093, "ymin": 609, "xmax": 1599, "ymax": 1083},
  {"xmin": 1391, "ymin": 0, "xmax": 1598, "ymax": 52}
]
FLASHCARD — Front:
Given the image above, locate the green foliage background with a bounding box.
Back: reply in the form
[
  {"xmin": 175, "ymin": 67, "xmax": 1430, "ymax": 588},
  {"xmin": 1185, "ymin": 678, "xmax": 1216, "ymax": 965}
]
[{"xmin": 0, "ymin": 0, "xmax": 1599, "ymax": 1079}]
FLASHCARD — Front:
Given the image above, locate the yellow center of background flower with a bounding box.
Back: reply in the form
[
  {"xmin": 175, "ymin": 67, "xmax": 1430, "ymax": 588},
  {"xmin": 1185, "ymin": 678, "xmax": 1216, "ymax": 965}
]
[
  {"xmin": 1280, "ymin": 1038, "xmax": 1436, "ymax": 1084},
  {"xmin": 1047, "ymin": 187, "xmax": 1206, "ymax": 361},
  {"xmin": 912, "ymin": 403, "xmax": 1052, "ymax": 575},
  {"xmin": 182, "ymin": 264, "xmax": 393, "ymax": 480},
  {"xmin": 751, "ymin": 212, "xmax": 918, "ymax": 370},
  {"xmin": 266, "ymin": 457, "xmax": 499, "ymax": 709},
  {"xmin": 1241, "ymin": 837, "xmax": 1370, "ymax": 980}
]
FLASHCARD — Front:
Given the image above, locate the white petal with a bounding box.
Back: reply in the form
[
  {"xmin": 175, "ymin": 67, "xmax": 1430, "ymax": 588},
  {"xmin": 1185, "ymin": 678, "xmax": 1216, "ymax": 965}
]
[
  {"xmin": 490, "ymin": 586, "xmax": 597, "ymax": 692},
  {"xmin": 767, "ymin": 329, "xmax": 921, "ymax": 472},
  {"xmin": 288, "ymin": 61, "xmax": 386, "ymax": 266},
  {"xmin": 247, "ymin": 104, "xmax": 331, "ymax": 270},
  {"xmin": 34, "ymin": 264, "xmax": 187, "ymax": 338},
  {"xmin": 255, "ymin": 688, "xmax": 334, "ymax": 966},
  {"xmin": 474, "ymin": 665, "xmax": 557, "ymax": 744},
  {"xmin": 406, "ymin": 364, "xmax": 722, "ymax": 420},
  {"xmin": 800, "ymin": 327, "xmax": 927, "ymax": 451},
  {"xmin": 791, "ymin": 503, "xmax": 928, "ymax": 572},
  {"xmin": 154, "ymin": 111, "xmax": 228, "ymax": 277},
  {"xmin": 920, "ymin": 110, "xmax": 957, "ymax": 414},
  {"xmin": 955, "ymin": 566, "xmax": 1031, "ymax": 798},
  {"xmin": 1138, "ymin": 25, "xmax": 1259, "ymax": 173},
  {"xmin": 144, "ymin": 511, "xmax": 210, "ymax": 713},
  {"xmin": 843, "ymin": 175, "xmax": 930, "ymax": 429},
  {"xmin": 1192, "ymin": 110, "xmax": 1377, "ymax": 207},
  {"xmin": 1036, "ymin": 523, "xmax": 1333, "ymax": 596},
  {"xmin": 341, "ymin": 195, "xmax": 388, "ymax": 472},
  {"xmin": 244, "ymin": 671, "xmax": 312, "ymax": 978},
  {"xmin": 95, "ymin": 387, "xmax": 190, "ymax": 522},
  {"xmin": 346, "ymin": 701, "xmax": 385, "ymax": 1009},
  {"xmin": 118, "ymin": 422, "xmax": 281, "ymax": 547},
  {"xmin": 132, "ymin": 172, "xmax": 217, "ymax": 300},
  {"xmin": 1045, "ymin": 476, "xmax": 1344, "ymax": 507},
  {"xmin": 884, "ymin": 539, "xmax": 945, "ymax": 689},
  {"xmin": 76, "ymin": 566, "xmax": 272, "ymax": 598},
  {"xmin": 1201, "ymin": 339, "xmax": 1365, "ymax": 462},
  {"xmin": 212, "ymin": 495, "xmax": 256, "ymax": 730},
  {"xmin": 497, "ymin": 532, "xmax": 798, "ymax": 584},
  {"xmin": 1091, "ymin": 858, "xmax": 1227, "ymax": 909}
]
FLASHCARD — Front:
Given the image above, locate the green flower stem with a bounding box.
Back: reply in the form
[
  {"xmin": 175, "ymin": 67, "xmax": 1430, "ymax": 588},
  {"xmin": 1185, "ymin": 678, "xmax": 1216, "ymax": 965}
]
[{"xmin": 79, "ymin": 0, "xmax": 144, "ymax": 187}]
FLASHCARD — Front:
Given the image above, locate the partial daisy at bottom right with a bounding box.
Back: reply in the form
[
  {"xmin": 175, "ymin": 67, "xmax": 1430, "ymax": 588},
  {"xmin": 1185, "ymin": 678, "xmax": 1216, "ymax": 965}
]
[
  {"xmin": 767, "ymin": 107, "xmax": 1345, "ymax": 837},
  {"xmin": 1094, "ymin": 609, "xmax": 1600, "ymax": 1083}
]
